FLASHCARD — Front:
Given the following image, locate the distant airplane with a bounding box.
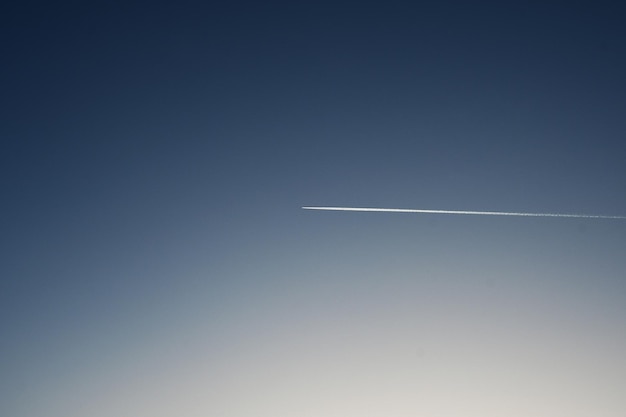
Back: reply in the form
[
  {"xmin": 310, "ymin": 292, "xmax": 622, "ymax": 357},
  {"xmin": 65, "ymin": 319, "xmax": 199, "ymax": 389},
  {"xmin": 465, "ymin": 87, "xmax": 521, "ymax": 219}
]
[{"xmin": 302, "ymin": 206, "xmax": 626, "ymax": 220}]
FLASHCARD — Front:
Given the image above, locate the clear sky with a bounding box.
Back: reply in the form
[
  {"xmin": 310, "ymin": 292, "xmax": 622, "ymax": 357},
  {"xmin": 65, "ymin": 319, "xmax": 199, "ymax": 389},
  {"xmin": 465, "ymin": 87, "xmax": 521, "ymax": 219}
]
[{"xmin": 2, "ymin": 2, "xmax": 625, "ymax": 416}]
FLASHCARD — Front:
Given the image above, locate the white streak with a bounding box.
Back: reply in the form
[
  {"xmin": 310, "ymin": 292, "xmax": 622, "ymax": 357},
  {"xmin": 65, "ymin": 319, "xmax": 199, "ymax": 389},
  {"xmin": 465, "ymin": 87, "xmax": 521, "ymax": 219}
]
[{"xmin": 302, "ymin": 206, "xmax": 626, "ymax": 219}]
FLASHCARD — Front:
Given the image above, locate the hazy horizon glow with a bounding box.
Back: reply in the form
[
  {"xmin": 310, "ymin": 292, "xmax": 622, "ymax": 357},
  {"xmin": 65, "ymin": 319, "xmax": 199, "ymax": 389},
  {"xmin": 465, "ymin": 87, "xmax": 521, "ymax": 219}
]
[{"xmin": 2, "ymin": 3, "xmax": 625, "ymax": 417}]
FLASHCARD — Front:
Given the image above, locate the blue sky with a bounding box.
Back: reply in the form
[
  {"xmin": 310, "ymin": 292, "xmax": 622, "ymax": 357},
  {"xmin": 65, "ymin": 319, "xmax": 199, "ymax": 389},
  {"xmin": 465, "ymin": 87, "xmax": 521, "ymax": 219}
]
[{"xmin": 2, "ymin": 2, "xmax": 625, "ymax": 416}]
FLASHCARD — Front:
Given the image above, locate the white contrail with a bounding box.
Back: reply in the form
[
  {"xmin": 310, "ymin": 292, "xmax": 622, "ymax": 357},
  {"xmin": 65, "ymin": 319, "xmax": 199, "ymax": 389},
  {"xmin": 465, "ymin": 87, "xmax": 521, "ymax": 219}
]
[{"xmin": 302, "ymin": 206, "xmax": 626, "ymax": 219}]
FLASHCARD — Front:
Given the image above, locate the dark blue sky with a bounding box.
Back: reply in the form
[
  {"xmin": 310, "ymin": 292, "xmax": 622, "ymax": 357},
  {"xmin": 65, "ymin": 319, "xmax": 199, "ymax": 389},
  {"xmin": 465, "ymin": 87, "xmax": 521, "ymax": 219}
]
[{"xmin": 2, "ymin": 3, "xmax": 626, "ymax": 416}]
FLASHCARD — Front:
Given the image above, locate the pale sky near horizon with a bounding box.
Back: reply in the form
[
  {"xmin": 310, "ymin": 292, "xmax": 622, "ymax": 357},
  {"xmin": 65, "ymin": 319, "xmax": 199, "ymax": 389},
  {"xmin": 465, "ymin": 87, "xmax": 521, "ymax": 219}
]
[{"xmin": 2, "ymin": 2, "xmax": 626, "ymax": 416}]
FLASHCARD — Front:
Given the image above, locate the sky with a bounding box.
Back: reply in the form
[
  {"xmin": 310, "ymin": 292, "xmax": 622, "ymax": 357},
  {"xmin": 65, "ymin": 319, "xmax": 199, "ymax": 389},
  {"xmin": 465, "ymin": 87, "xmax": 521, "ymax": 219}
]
[{"xmin": 2, "ymin": 2, "xmax": 626, "ymax": 416}]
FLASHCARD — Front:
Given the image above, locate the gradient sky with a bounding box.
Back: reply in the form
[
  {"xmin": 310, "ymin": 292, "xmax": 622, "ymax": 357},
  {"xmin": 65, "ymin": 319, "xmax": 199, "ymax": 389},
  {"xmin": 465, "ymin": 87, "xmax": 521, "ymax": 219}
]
[{"xmin": 2, "ymin": 2, "xmax": 626, "ymax": 416}]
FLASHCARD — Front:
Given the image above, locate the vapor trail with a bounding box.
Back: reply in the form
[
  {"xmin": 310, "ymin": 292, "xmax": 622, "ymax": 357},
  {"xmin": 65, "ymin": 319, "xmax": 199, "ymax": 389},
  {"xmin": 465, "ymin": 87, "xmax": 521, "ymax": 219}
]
[{"xmin": 302, "ymin": 207, "xmax": 626, "ymax": 219}]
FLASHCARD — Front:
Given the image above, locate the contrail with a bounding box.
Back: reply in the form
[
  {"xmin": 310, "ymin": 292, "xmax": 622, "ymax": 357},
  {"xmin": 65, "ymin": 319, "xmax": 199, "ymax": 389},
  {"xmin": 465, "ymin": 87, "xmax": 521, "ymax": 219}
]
[{"xmin": 302, "ymin": 206, "xmax": 626, "ymax": 219}]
